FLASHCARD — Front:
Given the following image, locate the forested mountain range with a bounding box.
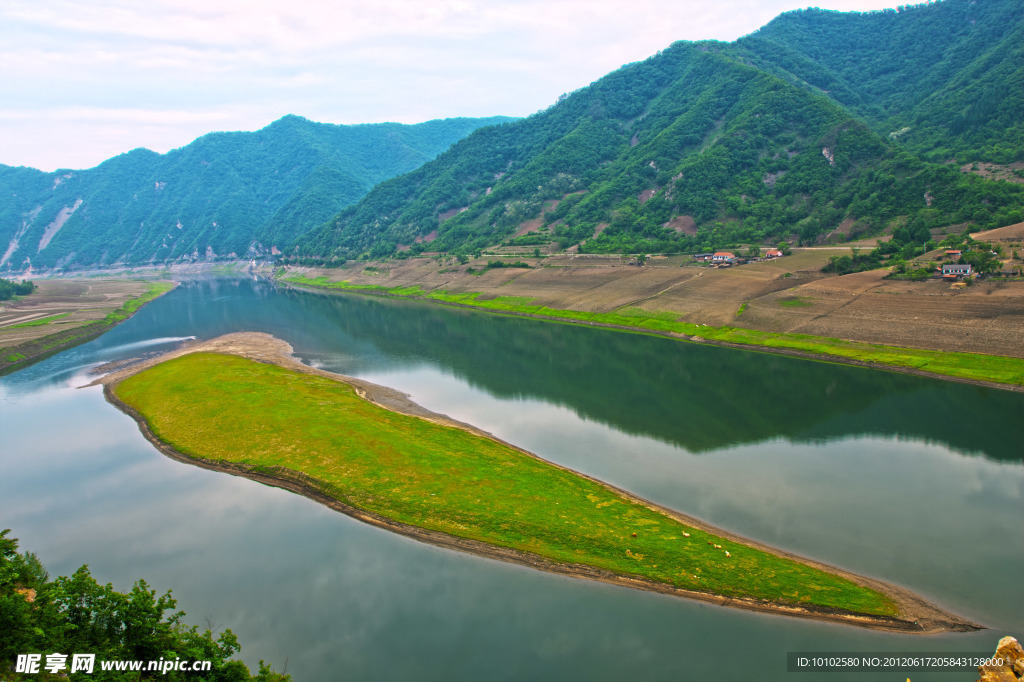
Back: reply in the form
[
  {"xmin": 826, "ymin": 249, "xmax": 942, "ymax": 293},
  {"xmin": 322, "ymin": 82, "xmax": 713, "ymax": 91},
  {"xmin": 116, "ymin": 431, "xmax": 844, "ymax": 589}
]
[
  {"xmin": 294, "ymin": 0, "xmax": 1024, "ymax": 261},
  {"xmin": 0, "ymin": 115, "xmax": 511, "ymax": 272}
]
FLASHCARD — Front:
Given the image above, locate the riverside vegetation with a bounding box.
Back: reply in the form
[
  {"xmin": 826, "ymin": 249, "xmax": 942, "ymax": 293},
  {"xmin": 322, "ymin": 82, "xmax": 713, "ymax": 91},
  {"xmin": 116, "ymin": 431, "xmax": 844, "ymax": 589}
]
[
  {"xmin": 282, "ymin": 275, "xmax": 1024, "ymax": 389},
  {"xmin": 111, "ymin": 351, "xmax": 899, "ymax": 619}
]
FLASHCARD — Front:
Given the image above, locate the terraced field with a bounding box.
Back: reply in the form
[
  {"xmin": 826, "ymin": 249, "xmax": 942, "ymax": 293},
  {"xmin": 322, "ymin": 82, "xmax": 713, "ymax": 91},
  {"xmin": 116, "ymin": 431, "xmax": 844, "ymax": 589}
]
[{"xmin": 0, "ymin": 279, "xmax": 174, "ymax": 373}]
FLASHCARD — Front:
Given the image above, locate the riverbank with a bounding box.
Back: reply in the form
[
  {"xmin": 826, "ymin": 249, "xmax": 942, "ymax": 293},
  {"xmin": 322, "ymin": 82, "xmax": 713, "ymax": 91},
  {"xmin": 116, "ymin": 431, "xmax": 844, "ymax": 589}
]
[
  {"xmin": 281, "ymin": 272, "xmax": 1024, "ymax": 391},
  {"xmin": 0, "ymin": 280, "xmax": 176, "ymax": 375},
  {"xmin": 97, "ymin": 332, "xmax": 982, "ymax": 633},
  {"xmin": 281, "ymin": 249, "xmax": 1024, "ymax": 359}
]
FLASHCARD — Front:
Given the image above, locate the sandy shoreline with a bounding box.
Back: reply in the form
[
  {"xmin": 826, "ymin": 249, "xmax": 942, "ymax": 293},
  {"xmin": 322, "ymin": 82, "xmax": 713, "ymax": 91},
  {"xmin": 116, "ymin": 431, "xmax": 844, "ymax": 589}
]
[{"xmin": 95, "ymin": 331, "xmax": 984, "ymax": 634}]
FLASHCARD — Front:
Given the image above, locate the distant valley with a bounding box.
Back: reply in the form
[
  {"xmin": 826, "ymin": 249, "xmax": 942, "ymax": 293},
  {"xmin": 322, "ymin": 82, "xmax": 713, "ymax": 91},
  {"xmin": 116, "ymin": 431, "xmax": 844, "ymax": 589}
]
[{"xmin": 0, "ymin": 116, "xmax": 511, "ymax": 273}]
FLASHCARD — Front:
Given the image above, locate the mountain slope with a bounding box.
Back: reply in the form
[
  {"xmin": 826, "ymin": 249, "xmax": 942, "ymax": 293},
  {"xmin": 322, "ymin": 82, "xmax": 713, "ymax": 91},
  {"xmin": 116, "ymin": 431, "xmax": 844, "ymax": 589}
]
[
  {"xmin": 740, "ymin": 0, "xmax": 1024, "ymax": 161},
  {"xmin": 0, "ymin": 115, "xmax": 512, "ymax": 272},
  {"xmin": 294, "ymin": 0, "xmax": 1024, "ymax": 261}
]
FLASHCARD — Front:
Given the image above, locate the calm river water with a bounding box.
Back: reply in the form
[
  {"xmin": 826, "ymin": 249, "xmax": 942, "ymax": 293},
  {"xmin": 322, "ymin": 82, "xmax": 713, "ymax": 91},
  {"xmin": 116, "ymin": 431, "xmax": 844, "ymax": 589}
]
[{"xmin": 1, "ymin": 278, "xmax": 1021, "ymax": 681}]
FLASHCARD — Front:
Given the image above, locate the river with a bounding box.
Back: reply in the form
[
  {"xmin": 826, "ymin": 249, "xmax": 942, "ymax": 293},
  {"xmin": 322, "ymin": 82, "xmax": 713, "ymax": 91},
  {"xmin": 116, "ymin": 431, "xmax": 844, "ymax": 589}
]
[{"xmin": 1, "ymin": 278, "xmax": 1021, "ymax": 681}]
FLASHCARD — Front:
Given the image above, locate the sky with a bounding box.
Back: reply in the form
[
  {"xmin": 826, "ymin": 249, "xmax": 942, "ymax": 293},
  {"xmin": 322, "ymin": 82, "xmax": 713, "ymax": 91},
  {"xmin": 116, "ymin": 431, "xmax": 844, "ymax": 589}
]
[{"xmin": 1, "ymin": 0, "xmax": 901, "ymax": 172}]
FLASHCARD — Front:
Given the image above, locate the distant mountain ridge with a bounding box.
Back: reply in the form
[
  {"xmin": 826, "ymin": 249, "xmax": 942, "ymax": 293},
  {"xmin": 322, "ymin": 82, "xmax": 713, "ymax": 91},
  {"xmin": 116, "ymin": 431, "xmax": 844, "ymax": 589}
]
[
  {"xmin": 293, "ymin": 0, "xmax": 1024, "ymax": 261},
  {"xmin": 6, "ymin": 0, "xmax": 1022, "ymax": 271},
  {"xmin": 0, "ymin": 115, "xmax": 512, "ymax": 272}
]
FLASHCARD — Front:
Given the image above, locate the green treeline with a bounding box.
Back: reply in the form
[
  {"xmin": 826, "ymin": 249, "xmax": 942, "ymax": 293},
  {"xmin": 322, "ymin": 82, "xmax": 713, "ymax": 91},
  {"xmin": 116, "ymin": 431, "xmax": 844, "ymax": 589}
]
[
  {"xmin": 0, "ymin": 530, "xmax": 288, "ymax": 681},
  {"xmin": 0, "ymin": 278, "xmax": 34, "ymax": 301},
  {"xmin": 823, "ymin": 229, "xmax": 1007, "ymax": 277},
  {"xmin": 741, "ymin": 0, "xmax": 1024, "ymax": 163}
]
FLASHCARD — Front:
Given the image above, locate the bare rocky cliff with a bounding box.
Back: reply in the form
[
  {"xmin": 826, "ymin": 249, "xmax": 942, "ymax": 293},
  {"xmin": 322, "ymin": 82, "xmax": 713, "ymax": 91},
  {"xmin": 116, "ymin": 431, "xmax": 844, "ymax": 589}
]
[{"xmin": 979, "ymin": 636, "xmax": 1024, "ymax": 682}]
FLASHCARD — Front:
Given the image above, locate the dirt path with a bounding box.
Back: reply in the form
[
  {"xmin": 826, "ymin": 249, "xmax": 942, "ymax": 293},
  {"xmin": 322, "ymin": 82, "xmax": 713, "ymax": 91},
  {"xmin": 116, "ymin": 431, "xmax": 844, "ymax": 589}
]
[{"xmin": 95, "ymin": 332, "xmax": 983, "ymax": 634}]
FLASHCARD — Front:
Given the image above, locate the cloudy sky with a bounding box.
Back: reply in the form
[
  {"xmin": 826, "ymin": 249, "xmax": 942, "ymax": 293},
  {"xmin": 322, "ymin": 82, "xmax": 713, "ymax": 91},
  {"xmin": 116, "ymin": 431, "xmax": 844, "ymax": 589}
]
[{"xmin": 1, "ymin": 0, "xmax": 899, "ymax": 172}]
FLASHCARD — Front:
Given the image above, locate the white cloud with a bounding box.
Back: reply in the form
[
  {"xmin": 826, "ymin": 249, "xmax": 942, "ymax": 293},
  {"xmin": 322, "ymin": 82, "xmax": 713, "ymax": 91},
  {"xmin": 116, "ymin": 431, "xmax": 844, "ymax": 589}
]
[
  {"xmin": 0, "ymin": 106, "xmax": 266, "ymax": 171},
  {"xmin": 0, "ymin": 0, "xmax": 902, "ymax": 171},
  {"xmin": 0, "ymin": 106, "xmax": 241, "ymax": 125}
]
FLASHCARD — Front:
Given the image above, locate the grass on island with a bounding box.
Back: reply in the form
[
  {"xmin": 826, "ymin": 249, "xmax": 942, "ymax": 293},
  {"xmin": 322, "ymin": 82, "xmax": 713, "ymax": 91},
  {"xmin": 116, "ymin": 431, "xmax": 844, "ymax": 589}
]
[
  {"xmin": 283, "ymin": 275, "xmax": 1024, "ymax": 387},
  {"xmin": 114, "ymin": 352, "xmax": 896, "ymax": 617}
]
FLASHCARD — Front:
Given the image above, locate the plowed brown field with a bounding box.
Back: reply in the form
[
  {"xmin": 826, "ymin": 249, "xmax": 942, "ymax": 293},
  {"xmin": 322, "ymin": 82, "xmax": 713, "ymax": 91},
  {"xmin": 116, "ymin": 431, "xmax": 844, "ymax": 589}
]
[{"xmin": 0, "ymin": 279, "xmax": 154, "ymax": 347}]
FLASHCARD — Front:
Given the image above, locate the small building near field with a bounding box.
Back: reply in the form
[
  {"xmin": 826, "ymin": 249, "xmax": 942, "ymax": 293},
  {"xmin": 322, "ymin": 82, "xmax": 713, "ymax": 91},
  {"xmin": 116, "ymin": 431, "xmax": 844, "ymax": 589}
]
[
  {"xmin": 712, "ymin": 251, "xmax": 737, "ymax": 264},
  {"xmin": 942, "ymin": 263, "xmax": 972, "ymax": 279},
  {"xmin": 944, "ymin": 249, "xmax": 963, "ymax": 259},
  {"xmin": 693, "ymin": 253, "xmax": 715, "ymax": 262},
  {"xmin": 764, "ymin": 249, "xmax": 784, "ymax": 259}
]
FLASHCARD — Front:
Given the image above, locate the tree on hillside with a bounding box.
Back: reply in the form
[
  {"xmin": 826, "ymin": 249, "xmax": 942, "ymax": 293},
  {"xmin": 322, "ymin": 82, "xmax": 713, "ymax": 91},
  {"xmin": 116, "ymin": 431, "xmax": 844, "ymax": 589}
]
[{"xmin": 961, "ymin": 250, "xmax": 1001, "ymax": 274}]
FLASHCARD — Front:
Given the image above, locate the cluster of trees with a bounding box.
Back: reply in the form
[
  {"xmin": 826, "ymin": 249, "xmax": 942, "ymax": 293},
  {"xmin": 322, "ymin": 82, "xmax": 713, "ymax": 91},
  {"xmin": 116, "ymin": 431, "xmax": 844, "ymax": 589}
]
[
  {"xmin": 0, "ymin": 278, "xmax": 34, "ymax": 301},
  {"xmin": 937, "ymin": 233, "xmax": 1004, "ymax": 274},
  {"xmin": 822, "ymin": 250, "xmax": 883, "ymax": 276},
  {"xmin": 482, "ymin": 260, "xmax": 531, "ymax": 270},
  {"xmin": 1, "ymin": 530, "xmax": 288, "ymax": 681},
  {"xmin": 822, "ymin": 228, "xmax": 1009, "ymax": 279},
  {"xmin": 824, "ymin": 224, "xmax": 939, "ymax": 277}
]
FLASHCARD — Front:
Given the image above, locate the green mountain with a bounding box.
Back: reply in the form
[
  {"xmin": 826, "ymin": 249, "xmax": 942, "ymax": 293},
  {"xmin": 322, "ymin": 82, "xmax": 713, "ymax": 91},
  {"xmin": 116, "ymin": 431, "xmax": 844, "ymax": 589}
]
[
  {"xmin": 293, "ymin": 0, "xmax": 1024, "ymax": 261},
  {"xmin": 741, "ymin": 0, "xmax": 1024, "ymax": 162},
  {"xmin": 0, "ymin": 115, "xmax": 512, "ymax": 272}
]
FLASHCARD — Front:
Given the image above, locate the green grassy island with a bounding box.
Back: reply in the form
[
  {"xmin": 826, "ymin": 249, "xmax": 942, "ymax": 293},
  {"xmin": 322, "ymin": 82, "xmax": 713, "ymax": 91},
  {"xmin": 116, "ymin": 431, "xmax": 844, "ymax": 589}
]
[{"xmin": 103, "ymin": 333, "xmax": 981, "ymax": 632}]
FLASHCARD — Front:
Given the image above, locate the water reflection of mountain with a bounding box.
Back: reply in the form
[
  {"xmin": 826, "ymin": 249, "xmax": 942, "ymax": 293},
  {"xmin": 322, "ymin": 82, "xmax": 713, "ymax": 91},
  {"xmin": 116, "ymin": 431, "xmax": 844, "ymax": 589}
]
[
  {"xmin": 283, "ymin": 286, "xmax": 1022, "ymax": 463},
  {"xmin": 6, "ymin": 278, "xmax": 1019, "ymax": 463}
]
